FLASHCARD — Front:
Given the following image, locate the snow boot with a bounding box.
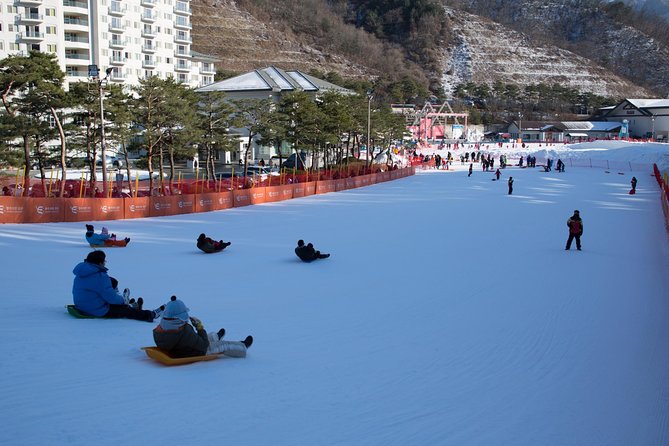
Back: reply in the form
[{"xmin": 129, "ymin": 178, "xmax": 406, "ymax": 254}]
[
  {"xmin": 124, "ymin": 237, "xmax": 130, "ymax": 245},
  {"xmin": 217, "ymin": 328, "xmax": 226, "ymax": 340},
  {"xmin": 242, "ymin": 335, "xmax": 253, "ymax": 349},
  {"xmin": 152, "ymin": 304, "xmax": 165, "ymax": 320}
]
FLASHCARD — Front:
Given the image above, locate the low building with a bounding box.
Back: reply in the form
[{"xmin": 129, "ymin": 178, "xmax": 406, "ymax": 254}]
[{"xmin": 599, "ymin": 99, "xmax": 669, "ymax": 141}]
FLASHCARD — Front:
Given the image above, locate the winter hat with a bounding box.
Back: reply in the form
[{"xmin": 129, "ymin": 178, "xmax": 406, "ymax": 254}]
[
  {"xmin": 85, "ymin": 250, "xmax": 106, "ymax": 265},
  {"xmin": 101, "ymin": 227, "xmax": 109, "ymax": 235},
  {"xmin": 85, "ymin": 224, "xmax": 94, "ymax": 232},
  {"xmin": 574, "ymin": 210, "xmax": 580, "ymax": 215},
  {"xmin": 198, "ymin": 233, "xmax": 206, "ymax": 242},
  {"xmin": 297, "ymin": 240, "xmax": 304, "ymax": 247},
  {"xmin": 162, "ymin": 298, "xmax": 190, "ymax": 321}
]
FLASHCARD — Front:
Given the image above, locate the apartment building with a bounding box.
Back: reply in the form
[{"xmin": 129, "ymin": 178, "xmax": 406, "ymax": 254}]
[{"xmin": 0, "ymin": 0, "xmax": 216, "ymax": 88}]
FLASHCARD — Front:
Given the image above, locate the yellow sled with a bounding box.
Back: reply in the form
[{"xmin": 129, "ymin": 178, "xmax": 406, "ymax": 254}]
[{"xmin": 141, "ymin": 347, "xmax": 222, "ymax": 366}]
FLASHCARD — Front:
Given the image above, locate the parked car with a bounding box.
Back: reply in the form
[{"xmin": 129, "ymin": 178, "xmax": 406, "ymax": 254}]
[{"xmin": 96, "ymin": 157, "xmax": 123, "ymax": 168}]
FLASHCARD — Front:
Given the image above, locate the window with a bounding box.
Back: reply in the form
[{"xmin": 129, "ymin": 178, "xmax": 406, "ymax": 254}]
[
  {"xmin": 8, "ymin": 24, "xmax": 15, "ymax": 32},
  {"xmin": 166, "ymin": 57, "xmax": 171, "ymax": 64},
  {"xmin": 9, "ymin": 43, "xmax": 20, "ymax": 51},
  {"xmin": 46, "ymin": 26, "xmax": 56, "ymax": 34},
  {"xmin": 0, "ymin": 42, "xmax": 4, "ymax": 51},
  {"xmin": 30, "ymin": 44, "xmax": 40, "ymax": 51},
  {"xmin": 7, "ymin": 6, "xmax": 18, "ymax": 13},
  {"xmin": 46, "ymin": 8, "xmax": 56, "ymax": 17}
]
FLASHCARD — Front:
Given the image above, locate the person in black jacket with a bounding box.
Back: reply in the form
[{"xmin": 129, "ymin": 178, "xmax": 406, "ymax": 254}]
[
  {"xmin": 295, "ymin": 240, "xmax": 330, "ymax": 262},
  {"xmin": 565, "ymin": 210, "xmax": 583, "ymax": 251},
  {"xmin": 197, "ymin": 233, "xmax": 231, "ymax": 253}
]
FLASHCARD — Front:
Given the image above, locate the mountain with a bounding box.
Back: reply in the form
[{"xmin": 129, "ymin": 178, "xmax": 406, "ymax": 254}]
[
  {"xmin": 618, "ymin": 0, "xmax": 669, "ymax": 20},
  {"xmin": 191, "ymin": 0, "xmax": 669, "ymax": 99}
]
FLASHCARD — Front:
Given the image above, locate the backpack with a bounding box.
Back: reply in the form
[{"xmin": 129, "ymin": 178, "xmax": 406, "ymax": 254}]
[{"xmin": 569, "ymin": 218, "xmax": 581, "ymax": 234}]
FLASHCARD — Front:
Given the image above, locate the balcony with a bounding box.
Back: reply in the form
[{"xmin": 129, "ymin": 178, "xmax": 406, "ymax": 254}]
[
  {"xmin": 109, "ymin": 37, "xmax": 126, "ymax": 49},
  {"xmin": 140, "ymin": 0, "xmax": 156, "ymax": 6},
  {"xmin": 66, "ymin": 69, "xmax": 88, "ymax": 78},
  {"xmin": 109, "ymin": 22, "xmax": 126, "ymax": 33},
  {"xmin": 174, "ymin": 3, "xmax": 192, "ymax": 15},
  {"xmin": 142, "ymin": 59, "xmax": 156, "ymax": 69},
  {"xmin": 64, "ymin": 17, "xmax": 88, "ymax": 26},
  {"xmin": 17, "ymin": 0, "xmax": 43, "ymax": 5},
  {"xmin": 141, "ymin": 28, "xmax": 156, "ymax": 38},
  {"xmin": 19, "ymin": 13, "xmax": 44, "ymax": 23},
  {"xmin": 108, "ymin": 2, "xmax": 126, "ymax": 16},
  {"xmin": 174, "ymin": 33, "xmax": 192, "ymax": 44},
  {"xmin": 141, "ymin": 12, "xmax": 157, "ymax": 22},
  {"xmin": 65, "ymin": 53, "xmax": 89, "ymax": 66},
  {"xmin": 174, "ymin": 18, "xmax": 191, "ymax": 30},
  {"xmin": 174, "ymin": 49, "xmax": 191, "ymax": 58},
  {"xmin": 63, "ymin": 0, "xmax": 88, "ymax": 10},
  {"xmin": 142, "ymin": 44, "xmax": 156, "ymax": 53},
  {"xmin": 110, "ymin": 55, "xmax": 127, "ymax": 65},
  {"xmin": 109, "ymin": 71, "xmax": 126, "ymax": 81},
  {"xmin": 174, "ymin": 62, "xmax": 191, "ymax": 72},
  {"xmin": 19, "ymin": 31, "xmax": 45, "ymax": 40},
  {"xmin": 200, "ymin": 65, "xmax": 216, "ymax": 75}
]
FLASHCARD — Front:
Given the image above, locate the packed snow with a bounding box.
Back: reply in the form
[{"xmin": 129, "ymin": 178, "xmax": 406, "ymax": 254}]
[{"xmin": 1, "ymin": 141, "xmax": 669, "ymax": 446}]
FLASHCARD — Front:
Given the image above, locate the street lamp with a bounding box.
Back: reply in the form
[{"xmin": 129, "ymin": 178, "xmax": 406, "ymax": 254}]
[
  {"xmin": 366, "ymin": 90, "xmax": 374, "ymax": 167},
  {"xmin": 518, "ymin": 111, "xmax": 522, "ymax": 143},
  {"xmin": 651, "ymin": 115, "xmax": 655, "ymax": 141},
  {"xmin": 96, "ymin": 67, "xmax": 113, "ymax": 196}
]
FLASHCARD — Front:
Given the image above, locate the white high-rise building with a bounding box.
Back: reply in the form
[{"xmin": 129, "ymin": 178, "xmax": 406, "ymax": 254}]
[{"xmin": 0, "ymin": 0, "xmax": 216, "ymax": 88}]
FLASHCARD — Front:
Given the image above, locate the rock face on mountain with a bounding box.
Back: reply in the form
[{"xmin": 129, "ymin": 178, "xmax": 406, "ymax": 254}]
[
  {"xmin": 190, "ymin": 0, "xmax": 370, "ymax": 77},
  {"xmin": 440, "ymin": 9, "xmax": 653, "ymax": 97},
  {"xmin": 191, "ymin": 0, "xmax": 665, "ymax": 98}
]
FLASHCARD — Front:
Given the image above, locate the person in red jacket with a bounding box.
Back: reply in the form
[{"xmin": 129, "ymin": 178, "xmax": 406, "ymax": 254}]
[{"xmin": 565, "ymin": 210, "xmax": 583, "ymax": 251}]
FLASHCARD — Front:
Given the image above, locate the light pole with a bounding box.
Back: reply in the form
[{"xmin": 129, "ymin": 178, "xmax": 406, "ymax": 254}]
[
  {"xmin": 97, "ymin": 67, "xmax": 113, "ymax": 196},
  {"xmin": 367, "ymin": 90, "xmax": 373, "ymax": 167},
  {"xmin": 518, "ymin": 111, "xmax": 522, "ymax": 143},
  {"xmin": 651, "ymin": 115, "xmax": 655, "ymax": 141}
]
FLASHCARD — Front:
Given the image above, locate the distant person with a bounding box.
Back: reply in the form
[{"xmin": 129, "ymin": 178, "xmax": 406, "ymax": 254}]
[
  {"xmin": 495, "ymin": 168, "xmax": 501, "ymax": 180},
  {"xmin": 631, "ymin": 176, "xmax": 637, "ymax": 194},
  {"xmin": 295, "ymin": 240, "xmax": 330, "ymax": 262},
  {"xmin": 85, "ymin": 224, "xmax": 130, "ymax": 247},
  {"xmin": 508, "ymin": 176, "xmax": 514, "ymax": 195},
  {"xmin": 468, "ymin": 163, "xmax": 473, "ymax": 177},
  {"xmin": 153, "ymin": 297, "xmax": 252, "ymax": 358},
  {"xmin": 72, "ymin": 250, "xmax": 164, "ymax": 321},
  {"xmin": 565, "ymin": 210, "xmax": 583, "ymax": 251},
  {"xmin": 258, "ymin": 158, "xmax": 265, "ymax": 167},
  {"xmin": 196, "ymin": 233, "xmax": 231, "ymax": 254}
]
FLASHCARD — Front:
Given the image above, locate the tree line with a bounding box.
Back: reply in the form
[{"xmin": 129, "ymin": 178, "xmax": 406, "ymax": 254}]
[{"xmin": 0, "ymin": 52, "xmax": 407, "ymax": 196}]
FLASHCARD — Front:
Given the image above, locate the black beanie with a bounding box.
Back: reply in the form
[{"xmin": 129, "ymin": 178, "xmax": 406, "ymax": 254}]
[{"xmin": 85, "ymin": 250, "xmax": 106, "ymax": 265}]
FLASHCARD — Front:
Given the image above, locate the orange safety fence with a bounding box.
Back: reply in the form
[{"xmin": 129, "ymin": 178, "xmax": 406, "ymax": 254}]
[
  {"xmin": 653, "ymin": 164, "xmax": 669, "ymax": 233},
  {"xmin": 0, "ymin": 167, "xmax": 415, "ymax": 224}
]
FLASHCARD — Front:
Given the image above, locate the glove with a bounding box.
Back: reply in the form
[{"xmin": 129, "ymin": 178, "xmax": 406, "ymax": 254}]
[{"xmin": 190, "ymin": 316, "xmax": 204, "ymax": 331}]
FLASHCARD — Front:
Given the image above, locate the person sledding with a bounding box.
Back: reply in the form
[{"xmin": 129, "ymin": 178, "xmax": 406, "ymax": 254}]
[
  {"xmin": 153, "ymin": 297, "xmax": 253, "ymax": 359},
  {"xmin": 295, "ymin": 239, "xmax": 330, "ymax": 262},
  {"xmin": 85, "ymin": 224, "xmax": 130, "ymax": 247},
  {"xmin": 72, "ymin": 250, "xmax": 164, "ymax": 322},
  {"xmin": 196, "ymin": 233, "xmax": 231, "ymax": 253}
]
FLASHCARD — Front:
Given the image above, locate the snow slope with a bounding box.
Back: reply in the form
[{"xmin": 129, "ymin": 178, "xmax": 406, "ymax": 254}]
[{"xmin": 1, "ymin": 143, "xmax": 669, "ymax": 446}]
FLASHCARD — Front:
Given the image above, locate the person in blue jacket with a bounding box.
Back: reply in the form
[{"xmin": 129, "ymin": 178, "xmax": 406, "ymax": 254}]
[
  {"xmin": 85, "ymin": 224, "xmax": 130, "ymax": 247},
  {"xmin": 72, "ymin": 250, "xmax": 163, "ymax": 321}
]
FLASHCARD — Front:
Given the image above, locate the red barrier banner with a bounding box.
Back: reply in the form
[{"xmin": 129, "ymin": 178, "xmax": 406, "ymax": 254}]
[
  {"xmin": 250, "ymin": 187, "xmax": 267, "ymax": 205},
  {"xmin": 266, "ymin": 185, "xmax": 293, "ymax": 203},
  {"xmin": 92, "ymin": 198, "xmax": 125, "ymax": 221},
  {"xmin": 280, "ymin": 185, "xmax": 293, "ymax": 201},
  {"xmin": 293, "ymin": 184, "xmax": 305, "ymax": 198},
  {"xmin": 304, "ymin": 181, "xmax": 316, "ymax": 196},
  {"xmin": 150, "ymin": 196, "xmax": 180, "ymax": 217},
  {"xmin": 63, "ymin": 198, "xmax": 96, "ymax": 222},
  {"xmin": 0, "ymin": 197, "xmax": 28, "ymax": 223},
  {"xmin": 174, "ymin": 196, "xmax": 196, "ymax": 215},
  {"xmin": 334, "ymin": 179, "xmax": 347, "ymax": 192},
  {"xmin": 25, "ymin": 197, "xmax": 65, "ymax": 223},
  {"xmin": 316, "ymin": 180, "xmax": 335, "ymax": 194},
  {"xmin": 195, "ymin": 192, "xmax": 233, "ymax": 213},
  {"xmin": 124, "ymin": 197, "xmax": 151, "ymax": 219},
  {"xmin": 233, "ymin": 189, "xmax": 251, "ymax": 207},
  {"xmin": 345, "ymin": 178, "xmax": 356, "ymax": 189}
]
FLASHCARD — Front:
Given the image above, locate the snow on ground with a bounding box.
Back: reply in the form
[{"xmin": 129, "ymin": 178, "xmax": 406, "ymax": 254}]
[{"xmin": 1, "ymin": 142, "xmax": 669, "ymax": 446}]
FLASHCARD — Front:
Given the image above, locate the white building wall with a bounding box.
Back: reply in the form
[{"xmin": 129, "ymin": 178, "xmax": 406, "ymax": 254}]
[{"xmin": 0, "ymin": 0, "xmax": 214, "ymax": 88}]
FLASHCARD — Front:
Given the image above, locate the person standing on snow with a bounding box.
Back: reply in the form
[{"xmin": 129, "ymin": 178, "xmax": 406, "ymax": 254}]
[
  {"xmin": 631, "ymin": 176, "xmax": 637, "ymax": 193},
  {"xmin": 507, "ymin": 176, "xmax": 514, "ymax": 194},
  {"xmin": 468, "ymin": 163, "xmax": 473, "ymax": 177},
  {"xmin": 565, "ymin": 210, "xmax": 583, "ymax": 251},
  {"xmin": 495, "ymin": 168, "xmax": 501, "ymax": 181}
]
